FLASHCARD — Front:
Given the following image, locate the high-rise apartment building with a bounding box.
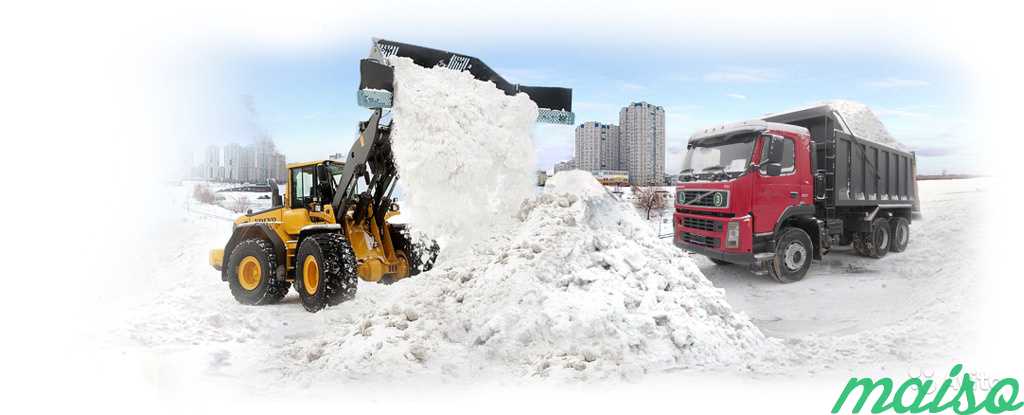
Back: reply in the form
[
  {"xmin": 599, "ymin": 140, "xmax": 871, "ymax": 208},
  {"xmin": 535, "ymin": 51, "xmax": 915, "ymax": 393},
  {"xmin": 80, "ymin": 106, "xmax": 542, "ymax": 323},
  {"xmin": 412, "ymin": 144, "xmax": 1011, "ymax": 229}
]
[
  {"xmin": 203, "ymin": 145, "xmax": 221, "ymax": 181},
  {"xmin": 619, "ymin": 102, "xmax": 665, "ymax": 185},
  {"xmin": 200, "ymin": 140, "xmax": 286, "ymax": 184},
  {"xmin": 574, "ymin": 121, "xmax": 622, "ymax": 171}
]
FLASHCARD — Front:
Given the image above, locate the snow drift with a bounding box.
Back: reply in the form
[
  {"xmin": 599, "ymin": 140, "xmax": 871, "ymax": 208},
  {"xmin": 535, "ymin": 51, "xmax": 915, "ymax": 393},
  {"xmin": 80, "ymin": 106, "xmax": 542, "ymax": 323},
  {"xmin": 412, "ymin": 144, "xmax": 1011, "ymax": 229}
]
[{"xmin": 275, "ymin": 170, "xmax": 772, "ymax": 381}]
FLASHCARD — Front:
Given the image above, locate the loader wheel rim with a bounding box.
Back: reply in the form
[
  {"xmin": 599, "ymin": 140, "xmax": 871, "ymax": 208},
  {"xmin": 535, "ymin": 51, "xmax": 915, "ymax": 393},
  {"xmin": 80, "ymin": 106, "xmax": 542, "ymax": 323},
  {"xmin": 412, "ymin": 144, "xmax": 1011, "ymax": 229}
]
[
  {"xmin": 237, "ymin": 256, "xmax": 261, "ymax": 291},
  {"xmin": 303, "ymin": 255, "xmax": 320, "ymax": 295}
]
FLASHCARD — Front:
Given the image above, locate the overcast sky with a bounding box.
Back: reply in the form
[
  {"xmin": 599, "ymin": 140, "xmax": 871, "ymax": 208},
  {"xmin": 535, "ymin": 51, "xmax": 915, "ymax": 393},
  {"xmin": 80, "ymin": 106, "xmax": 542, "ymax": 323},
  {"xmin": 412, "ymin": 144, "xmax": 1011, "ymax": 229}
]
[{"xmin": 195, "ymin": 12, "xmax": 976, "ymax": 176}]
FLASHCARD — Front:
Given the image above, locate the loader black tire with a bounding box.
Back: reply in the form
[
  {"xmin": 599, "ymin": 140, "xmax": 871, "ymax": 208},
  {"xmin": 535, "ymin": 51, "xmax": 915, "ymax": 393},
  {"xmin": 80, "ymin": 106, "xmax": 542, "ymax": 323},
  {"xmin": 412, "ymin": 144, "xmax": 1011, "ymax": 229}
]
[
  {"xmin": 227, "ymin": 238, "xmax": 290, "ymax": 305},
  {"xmin": 389, "ymin": 226, "xmax": 440, "ymax": 276},
  {"xmin": 864, "ymin": 218, "xmax": 891, "ymax": 259},
  {"xmin": 295, "ymin": 233, "xmax": 359, "ymax": 313},
  {"xmin": 769, "ymin": 227, "xmax": 813, "ymax": 283},
  {"xmin": 889, "ymin": 217, "xmax": 910, "ymax": 253}
]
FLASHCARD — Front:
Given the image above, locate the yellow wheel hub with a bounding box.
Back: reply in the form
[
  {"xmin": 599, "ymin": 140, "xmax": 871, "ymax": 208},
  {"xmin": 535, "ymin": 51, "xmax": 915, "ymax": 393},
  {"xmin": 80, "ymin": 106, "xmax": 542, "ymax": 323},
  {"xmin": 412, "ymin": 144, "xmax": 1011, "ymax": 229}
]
[
  {"xmin": 303, "ymin": 255, "xmax": 320, "ymax": 295},
  {"xmin": 237, "ymin": 256, "xmax": 261, "ymax": 291}
]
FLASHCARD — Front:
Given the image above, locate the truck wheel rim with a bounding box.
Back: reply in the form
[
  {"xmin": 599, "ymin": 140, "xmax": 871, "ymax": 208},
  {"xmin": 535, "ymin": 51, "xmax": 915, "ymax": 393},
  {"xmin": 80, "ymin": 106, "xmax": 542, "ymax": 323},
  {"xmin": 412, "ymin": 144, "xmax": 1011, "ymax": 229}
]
[
  {"xmin": 237, "ymin": 256, "xmax": 261, "ymax": 291},
  {"xmin": 303, "ymin": 255, "xmax": 320, "ymax": 295},
  {"xmin": 784, "ymin": 243, "xmax": 806, "ymax": 271}
]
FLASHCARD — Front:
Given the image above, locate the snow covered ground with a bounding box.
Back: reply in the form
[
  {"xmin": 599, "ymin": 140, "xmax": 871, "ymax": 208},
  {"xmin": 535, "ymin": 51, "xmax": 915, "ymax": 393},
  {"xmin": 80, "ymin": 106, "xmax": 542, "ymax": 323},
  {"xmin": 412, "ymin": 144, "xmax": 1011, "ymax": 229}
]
[{"xmin": 102, "ymin": 177, "xmax": 982, "ymax": 394}]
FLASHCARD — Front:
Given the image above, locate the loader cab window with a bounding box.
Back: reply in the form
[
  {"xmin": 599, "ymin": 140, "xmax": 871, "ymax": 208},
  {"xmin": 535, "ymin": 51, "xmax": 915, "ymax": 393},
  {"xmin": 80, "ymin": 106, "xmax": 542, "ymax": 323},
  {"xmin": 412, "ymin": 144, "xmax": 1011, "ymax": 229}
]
[
  {"xmin": 759, "ymin": 136, "xmax": 796, "ymax": 175},
  {"xmin": 291, "ymin": 166, "xmax": 316, "ymax": 208}
]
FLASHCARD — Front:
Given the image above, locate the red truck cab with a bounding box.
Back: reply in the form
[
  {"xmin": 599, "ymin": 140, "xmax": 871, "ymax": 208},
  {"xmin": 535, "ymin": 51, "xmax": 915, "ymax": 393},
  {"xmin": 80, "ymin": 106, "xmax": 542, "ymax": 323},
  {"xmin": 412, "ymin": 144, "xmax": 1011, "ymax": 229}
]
[
  {"xmin": 674, "ymin": 105, "xmax": 918, "ymax": 283},
  {"xmin": 674, "ymin": 121, "xmax": 813, "ymax": 272}
]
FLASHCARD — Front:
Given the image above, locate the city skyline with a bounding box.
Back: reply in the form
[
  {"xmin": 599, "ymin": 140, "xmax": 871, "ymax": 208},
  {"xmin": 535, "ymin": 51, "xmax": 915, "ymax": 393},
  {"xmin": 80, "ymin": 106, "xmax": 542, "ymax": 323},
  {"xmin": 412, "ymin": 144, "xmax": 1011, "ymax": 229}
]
[
  {"xmin": 190, "ymin": 139, "xmax": 288, "ymax": 184},
  {"xmin": 570, "ymin": 102, "xmax": 667, "ymax": 185},
  {"xmin": 211, "ymin": 35, "xmax": 973, "ymax": 176}
]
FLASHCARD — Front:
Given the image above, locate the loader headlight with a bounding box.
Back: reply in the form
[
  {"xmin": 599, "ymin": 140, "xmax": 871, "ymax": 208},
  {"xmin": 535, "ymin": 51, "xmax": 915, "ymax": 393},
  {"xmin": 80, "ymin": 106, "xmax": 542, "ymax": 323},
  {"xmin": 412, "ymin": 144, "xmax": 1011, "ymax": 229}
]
[{"xmin": 726, "ymin": 221, "xmax": 740, "ymax": 248}]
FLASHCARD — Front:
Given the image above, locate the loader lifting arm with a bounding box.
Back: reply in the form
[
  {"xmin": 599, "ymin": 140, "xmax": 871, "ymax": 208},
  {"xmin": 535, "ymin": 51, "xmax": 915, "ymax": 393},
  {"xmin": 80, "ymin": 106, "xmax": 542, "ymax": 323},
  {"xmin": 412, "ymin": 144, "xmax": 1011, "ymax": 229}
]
[{"xmin": 330, "ymin": 108, "xmax": 398, "ymax": 229}]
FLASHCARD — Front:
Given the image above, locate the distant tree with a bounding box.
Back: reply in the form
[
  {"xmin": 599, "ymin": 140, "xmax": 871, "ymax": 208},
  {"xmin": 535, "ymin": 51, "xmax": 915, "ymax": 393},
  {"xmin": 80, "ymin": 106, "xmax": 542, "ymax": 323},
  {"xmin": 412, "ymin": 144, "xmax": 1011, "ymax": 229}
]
[
  {"xmin": 632, "ymin": 185, "xmax": 667, "ymax": 220},
  {"xmin": 230, "ymin": 196, "xmax": 252, "ymax": 213},
  {"xmin": 193, "ymin": 184, "xmax": 216, "ymax": 205}
]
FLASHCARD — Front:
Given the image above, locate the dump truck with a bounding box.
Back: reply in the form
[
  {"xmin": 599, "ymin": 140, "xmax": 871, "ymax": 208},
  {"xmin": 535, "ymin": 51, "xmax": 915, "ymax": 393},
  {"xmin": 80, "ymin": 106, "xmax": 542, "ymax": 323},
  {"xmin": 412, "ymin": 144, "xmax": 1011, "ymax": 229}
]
[
  {"xmin": 673, "ymin": 101, "xmax": 919, "ymax": 282},
  {"xmin": 209, "ymin": 39, "xmax": 574, "ymax": 312}
]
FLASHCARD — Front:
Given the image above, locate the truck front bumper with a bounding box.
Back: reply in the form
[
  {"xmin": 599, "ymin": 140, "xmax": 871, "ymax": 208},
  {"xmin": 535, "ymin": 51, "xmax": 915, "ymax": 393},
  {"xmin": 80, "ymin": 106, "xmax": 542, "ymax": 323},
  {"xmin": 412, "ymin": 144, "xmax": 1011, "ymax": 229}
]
[{"xmin": 674, "ymin": 239, "xmax": 755, "ymax": 265}]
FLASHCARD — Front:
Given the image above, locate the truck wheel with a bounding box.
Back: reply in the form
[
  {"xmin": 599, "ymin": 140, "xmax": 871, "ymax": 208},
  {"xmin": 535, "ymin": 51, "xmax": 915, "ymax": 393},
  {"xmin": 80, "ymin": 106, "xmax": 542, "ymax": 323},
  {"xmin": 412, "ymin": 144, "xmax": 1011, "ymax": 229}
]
[
  {"xmin": 709, "ymin": 258, "xmax": 732, "ymax": 266},
  {"xmin": 295, "ymin": 233, "xmax": 359, "ymax": 313},
  {"xmin": 769, "ymin": 227, "xmax": 813, "ymax": 283},
  {"xmin": 889, "ymin": 217, "xmax": 910, "ymax": 253},
  {"xmin": 865, "ymin": 218, "xmax": 891, "ymax": 258},
  {"xmin": 227, "ymin": 238, "xmax": 290, "ymax": 305}
]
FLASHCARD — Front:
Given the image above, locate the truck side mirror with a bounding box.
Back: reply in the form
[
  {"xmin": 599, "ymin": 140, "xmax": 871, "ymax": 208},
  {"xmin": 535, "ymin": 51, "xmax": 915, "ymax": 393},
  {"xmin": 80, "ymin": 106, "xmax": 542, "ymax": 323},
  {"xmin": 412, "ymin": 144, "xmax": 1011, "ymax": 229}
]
[{"xmin": 764, "ymin": 163, "xmax": 783, "ymax": 176}]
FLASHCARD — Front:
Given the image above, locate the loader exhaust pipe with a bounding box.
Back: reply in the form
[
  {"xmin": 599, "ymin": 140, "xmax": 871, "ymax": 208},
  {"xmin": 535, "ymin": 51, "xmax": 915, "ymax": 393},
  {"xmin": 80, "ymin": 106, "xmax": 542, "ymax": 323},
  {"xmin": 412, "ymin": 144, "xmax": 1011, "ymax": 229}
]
[{"xmin": 356, "ymin": 38, "xmax": 574, "ymax": 125}]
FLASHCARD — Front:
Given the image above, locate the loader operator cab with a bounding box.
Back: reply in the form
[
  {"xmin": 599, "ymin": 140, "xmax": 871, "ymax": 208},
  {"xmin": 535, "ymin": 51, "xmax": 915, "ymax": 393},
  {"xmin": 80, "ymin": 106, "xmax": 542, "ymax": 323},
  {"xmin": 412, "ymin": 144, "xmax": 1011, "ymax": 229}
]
[{"xmin": 288, "ymin": 160, "xmax": 344, "ymax": 211}]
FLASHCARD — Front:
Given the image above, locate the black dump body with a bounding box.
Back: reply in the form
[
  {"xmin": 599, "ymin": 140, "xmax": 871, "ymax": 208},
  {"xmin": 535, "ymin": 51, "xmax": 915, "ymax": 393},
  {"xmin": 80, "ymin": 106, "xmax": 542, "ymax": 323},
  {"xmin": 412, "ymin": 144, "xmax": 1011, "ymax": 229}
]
[{"xmin": 763, "ymin": 103, "xmax": 920, "ymax": 220}]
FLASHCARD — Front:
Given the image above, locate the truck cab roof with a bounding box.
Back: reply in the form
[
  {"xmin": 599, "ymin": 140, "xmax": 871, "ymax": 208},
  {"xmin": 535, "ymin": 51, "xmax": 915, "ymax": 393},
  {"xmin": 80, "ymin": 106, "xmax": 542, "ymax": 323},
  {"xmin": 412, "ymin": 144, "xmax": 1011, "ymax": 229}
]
[{"xmin": 688, "ymin": 120, "xmax": 809, "ymax": 145}]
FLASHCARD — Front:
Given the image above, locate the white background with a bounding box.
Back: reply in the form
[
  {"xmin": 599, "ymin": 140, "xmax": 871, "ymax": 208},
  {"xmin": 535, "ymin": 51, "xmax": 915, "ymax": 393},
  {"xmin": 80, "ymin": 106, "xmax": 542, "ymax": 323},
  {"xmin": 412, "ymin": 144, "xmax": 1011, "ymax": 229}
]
[{"xmin": 0, "ymin": 1, "xmax": 1018, "ymax": 413}]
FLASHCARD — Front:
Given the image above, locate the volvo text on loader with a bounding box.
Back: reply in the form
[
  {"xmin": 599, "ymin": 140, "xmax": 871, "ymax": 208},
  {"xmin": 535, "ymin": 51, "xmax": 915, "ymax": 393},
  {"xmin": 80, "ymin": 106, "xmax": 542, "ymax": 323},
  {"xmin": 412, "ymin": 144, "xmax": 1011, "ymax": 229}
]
[{"xmin": 209, "ymin": 39, "xmax": 574, "ymax": 312}]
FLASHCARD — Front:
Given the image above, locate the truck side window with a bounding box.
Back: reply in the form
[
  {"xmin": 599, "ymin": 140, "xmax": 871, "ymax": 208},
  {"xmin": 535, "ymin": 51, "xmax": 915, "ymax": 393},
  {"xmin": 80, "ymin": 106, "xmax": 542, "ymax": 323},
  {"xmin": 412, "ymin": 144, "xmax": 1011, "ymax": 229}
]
[
  {"xmin": 759, "ymin": 137, "xmax": 796, "ymax": 174},
  {"xmin": 781, "ymin": 138, "xmax": 795, "ymax": 173}
]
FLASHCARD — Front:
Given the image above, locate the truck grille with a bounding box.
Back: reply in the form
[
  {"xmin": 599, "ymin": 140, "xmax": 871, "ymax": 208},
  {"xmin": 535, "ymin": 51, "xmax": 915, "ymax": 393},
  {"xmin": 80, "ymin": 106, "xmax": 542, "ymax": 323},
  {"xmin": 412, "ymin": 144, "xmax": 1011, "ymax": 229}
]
[
  {"xmin": 680, "ymin": 232, "xmax": 719, "ymax": 249},
  {"xmin": 678, "ymin": 190, "xmax": 728, "ymax": 208},
  {"xmin": 682, "ymin": 217, "xmax": 722, "ymax": 232}
]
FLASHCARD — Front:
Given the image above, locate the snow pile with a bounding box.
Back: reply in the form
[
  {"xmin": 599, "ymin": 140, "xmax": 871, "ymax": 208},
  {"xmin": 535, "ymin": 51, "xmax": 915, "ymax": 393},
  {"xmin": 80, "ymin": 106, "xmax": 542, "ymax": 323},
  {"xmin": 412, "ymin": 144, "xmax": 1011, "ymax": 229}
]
[
  {"xmin": 823, "ymin": 99, "xmax": 906, "ymax": 150},
  {"xmin": 273, "ymin": 170, "xmax": 772, "ymax": 381},
  {"xmin": 266, "ymin": 62, "xmax": 773, "ymax": 382},
  {"xmin": 388, "ymin": 56, "xmax": 539, "ymax": 252}
]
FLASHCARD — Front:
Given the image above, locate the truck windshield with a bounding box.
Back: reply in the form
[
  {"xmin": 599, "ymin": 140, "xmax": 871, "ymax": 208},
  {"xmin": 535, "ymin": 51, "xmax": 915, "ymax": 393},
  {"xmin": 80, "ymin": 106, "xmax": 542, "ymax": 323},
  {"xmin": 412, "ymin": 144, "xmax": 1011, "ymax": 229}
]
[{"xmin": 679, "ymin": 136, "xmax": 756, "ymax": 181}]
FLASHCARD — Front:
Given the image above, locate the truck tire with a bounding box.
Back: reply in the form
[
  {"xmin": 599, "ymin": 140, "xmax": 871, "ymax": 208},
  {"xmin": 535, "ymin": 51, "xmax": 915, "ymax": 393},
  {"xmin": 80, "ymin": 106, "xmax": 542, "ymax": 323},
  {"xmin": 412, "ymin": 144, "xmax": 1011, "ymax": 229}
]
[
  {"xmin": 769, "ymin": 227, "xmax": 813, "ymax": 283},
  {"xmin": 865, "ymin": 218, "xmax": 891, "ymax": 258},
  {"xmin": 889, "ymin": 217, "xmax": 910, "ymax": 253},
  {"xmin": 852, "ymin": 232, "xmax": 870, "ymax": 256},
  {"xmin": 709, "ymin": 258, "xmax": 732, "ymax": 266},
  {"xmin": 295, "ymin": 233, "xmax": 359, "ymax": 313},
  {"xmin": 227, "ymin": 238, "xmax": 290, "ymax": 305}
]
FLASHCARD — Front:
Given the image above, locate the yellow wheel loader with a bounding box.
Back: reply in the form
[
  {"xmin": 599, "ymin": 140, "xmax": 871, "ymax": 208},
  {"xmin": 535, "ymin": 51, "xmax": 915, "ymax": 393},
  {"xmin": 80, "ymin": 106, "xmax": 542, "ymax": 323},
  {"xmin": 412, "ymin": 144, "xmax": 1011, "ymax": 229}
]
[{"xmin": 208, "ymin": 39, "xmax": 574, "ymax": 312}]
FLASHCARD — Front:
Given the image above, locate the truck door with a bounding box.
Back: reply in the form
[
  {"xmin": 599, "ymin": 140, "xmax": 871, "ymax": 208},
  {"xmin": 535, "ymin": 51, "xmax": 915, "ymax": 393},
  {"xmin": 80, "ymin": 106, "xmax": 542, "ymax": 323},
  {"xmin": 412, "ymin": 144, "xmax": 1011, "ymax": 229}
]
[{"xmin": 752, "ymin": 135, "xmax": 804, "ymax": 235}]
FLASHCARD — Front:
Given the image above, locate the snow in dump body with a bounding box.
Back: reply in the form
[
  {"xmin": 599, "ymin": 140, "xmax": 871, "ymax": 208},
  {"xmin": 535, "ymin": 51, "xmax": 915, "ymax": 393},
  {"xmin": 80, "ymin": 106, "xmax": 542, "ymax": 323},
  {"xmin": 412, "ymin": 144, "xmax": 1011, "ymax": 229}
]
[
  {"xmin": 387, "ymin": 56, "xmax": 539, "ymax": 253},
  {"xmin": 273, "ymin": 171, "xmax": 774, "ymax": 381},
  {"xmin": 765, "ymin": 99, "xmax": 907, "ymax": 150}
]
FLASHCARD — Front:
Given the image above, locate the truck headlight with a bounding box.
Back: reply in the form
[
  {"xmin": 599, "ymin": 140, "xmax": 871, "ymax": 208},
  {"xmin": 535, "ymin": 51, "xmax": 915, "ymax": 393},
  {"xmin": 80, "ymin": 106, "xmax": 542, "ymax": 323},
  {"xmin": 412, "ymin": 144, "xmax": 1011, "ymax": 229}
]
[{"xmin": 726, "ymin": 221, "xmax": 740, "ymax": 248}]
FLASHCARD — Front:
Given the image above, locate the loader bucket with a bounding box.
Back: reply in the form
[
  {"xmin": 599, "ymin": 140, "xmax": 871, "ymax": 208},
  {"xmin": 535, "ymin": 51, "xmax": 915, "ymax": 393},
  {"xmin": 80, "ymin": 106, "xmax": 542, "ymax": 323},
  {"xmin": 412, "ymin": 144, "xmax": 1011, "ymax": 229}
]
[{"xmin": 357, "ymin": 38, "xmax": 575, "ymax": 125}]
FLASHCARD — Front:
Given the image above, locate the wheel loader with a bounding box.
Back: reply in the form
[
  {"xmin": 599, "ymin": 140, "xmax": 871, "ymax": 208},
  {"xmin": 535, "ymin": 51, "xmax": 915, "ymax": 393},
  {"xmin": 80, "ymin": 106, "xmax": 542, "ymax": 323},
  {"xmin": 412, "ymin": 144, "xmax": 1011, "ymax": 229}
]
[{"xmin": 208, "ymin": 39, "xmax": 574, "ymax": 312}]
